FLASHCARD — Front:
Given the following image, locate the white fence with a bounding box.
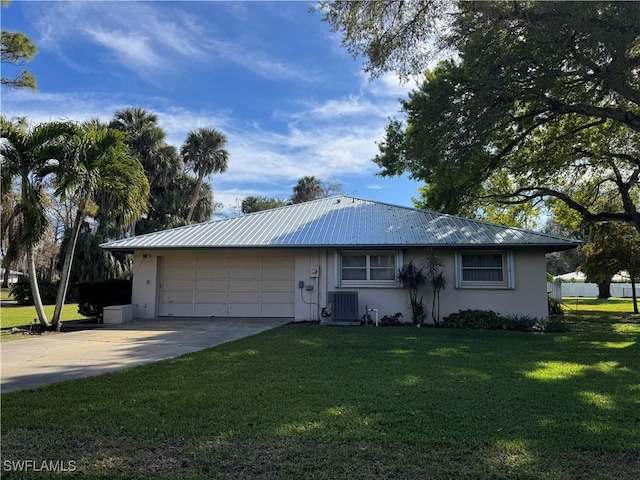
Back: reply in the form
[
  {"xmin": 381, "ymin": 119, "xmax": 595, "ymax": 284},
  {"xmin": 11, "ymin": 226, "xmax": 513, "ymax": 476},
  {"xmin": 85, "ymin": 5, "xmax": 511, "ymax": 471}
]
[{"xmin": 547, "ymin": 282, "xmax": 635, "ymax": 299}]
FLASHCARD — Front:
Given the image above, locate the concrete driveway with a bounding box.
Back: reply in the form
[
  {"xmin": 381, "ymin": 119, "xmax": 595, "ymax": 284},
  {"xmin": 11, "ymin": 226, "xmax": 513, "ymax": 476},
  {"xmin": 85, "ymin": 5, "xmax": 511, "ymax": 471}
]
[{"xmin": 1, "ymin": 317, "xmax": 290, "ymax": 393}]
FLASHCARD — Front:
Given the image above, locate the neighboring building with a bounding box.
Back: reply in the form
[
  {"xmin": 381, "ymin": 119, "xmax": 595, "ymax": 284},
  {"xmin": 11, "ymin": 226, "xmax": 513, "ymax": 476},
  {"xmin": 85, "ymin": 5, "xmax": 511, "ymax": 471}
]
[
  {"xmin": 0, "ymin": 268, "xmax": 25, "ymax": 285},
  {"xmin": 101, "ymin": 196, "xmax": 580, "ymax": 322}
]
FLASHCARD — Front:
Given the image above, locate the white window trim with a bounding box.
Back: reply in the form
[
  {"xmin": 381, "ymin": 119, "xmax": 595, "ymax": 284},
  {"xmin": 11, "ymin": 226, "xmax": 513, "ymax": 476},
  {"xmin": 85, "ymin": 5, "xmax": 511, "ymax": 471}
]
[
  {"xmin": 335, "ymin": 250, "xmax": 403, "ymax": 288},
  {"xmin": 455, "ymin": 250, "xmax": 515, "ymax": 289}
]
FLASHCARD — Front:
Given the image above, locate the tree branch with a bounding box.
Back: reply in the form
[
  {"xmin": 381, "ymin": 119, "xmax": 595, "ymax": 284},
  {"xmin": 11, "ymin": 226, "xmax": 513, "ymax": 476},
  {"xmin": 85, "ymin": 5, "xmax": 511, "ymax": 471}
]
[{"xmin": 550, "ymin": 101, "xmax": 640, "ymax": 132}]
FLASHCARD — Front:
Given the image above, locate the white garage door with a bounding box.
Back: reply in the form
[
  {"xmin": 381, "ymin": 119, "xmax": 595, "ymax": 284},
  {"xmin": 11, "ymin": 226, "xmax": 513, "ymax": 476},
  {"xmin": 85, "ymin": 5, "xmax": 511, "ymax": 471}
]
[{"xmin": 159, "ymin": 254, "xmax": 294, "ymax": 317}]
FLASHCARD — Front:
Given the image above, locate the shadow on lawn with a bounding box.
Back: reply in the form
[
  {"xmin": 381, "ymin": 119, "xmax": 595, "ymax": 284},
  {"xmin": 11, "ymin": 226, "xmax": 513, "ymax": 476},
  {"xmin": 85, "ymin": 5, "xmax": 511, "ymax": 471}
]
[
  {"xmin": 1, "ymin": 323, "xmax": 639, "ymax": 478},
  {"xmin": 264, "ymin": 326, "xmax": 640, "ymax": 451}
]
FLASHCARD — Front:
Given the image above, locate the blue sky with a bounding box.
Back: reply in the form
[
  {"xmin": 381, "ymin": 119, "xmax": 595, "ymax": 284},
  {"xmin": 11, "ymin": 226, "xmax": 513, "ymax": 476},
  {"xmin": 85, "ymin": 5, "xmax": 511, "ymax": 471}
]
[{"xmin": 1, "ymin": 0, "xmax": 424, "ymax": 215}]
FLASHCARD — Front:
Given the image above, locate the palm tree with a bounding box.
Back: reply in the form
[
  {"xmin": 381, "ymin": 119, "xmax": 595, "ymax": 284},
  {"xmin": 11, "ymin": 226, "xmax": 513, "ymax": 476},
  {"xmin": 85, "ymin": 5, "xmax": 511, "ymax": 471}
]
[
  {"xmin": 181, "ymin": 127, "xmax": 229, "ymax": 223},
  {"xmin": 1, "ymin": 117, "xmax": 76, "ymax": 326},
  {"xmin": 110, "ymin": 108, "xmax": 180, "ymax": 190},
  {"xmin": 50, "ymin": 123, "xmax": 149, "ymax": 327},
  {"xmin": 1, "ymin": 188, "xmax": 21, "ymax": 288},
  {"xmin": 291, "ymin": 176, "xmax": 325, "ymax": 204}
]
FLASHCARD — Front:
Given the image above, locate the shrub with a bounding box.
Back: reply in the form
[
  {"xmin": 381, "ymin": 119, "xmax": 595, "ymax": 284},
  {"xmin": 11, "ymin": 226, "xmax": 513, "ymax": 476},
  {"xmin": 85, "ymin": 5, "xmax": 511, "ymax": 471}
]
[
  {"xmin": 502, "ymin": 314, "xmax": 538, "ymax": 332},
  {"xmin": 443, "ymin": 309, "xmax": 569, "ymax": 334},
  {"xmin": 548, "ymin": 295, "xmax": 564, "ymax": 316},
  {"xmin": 10, "ymin": 278, "xmax": 58, "ymax": 306},
  {"xmin": 534, "ymin": 318, "xmax": 570, "ymax": 333},
  {"xmin": 77, "ymin": 279, "xmax": 132, "ymax": 318},
  {"xmin": 379, "ymin": 312, "xmax": 404, "ymax": 326},
  {"xmin": 442, "ymin": 310, "xmax": 504, "ymax": 330}
]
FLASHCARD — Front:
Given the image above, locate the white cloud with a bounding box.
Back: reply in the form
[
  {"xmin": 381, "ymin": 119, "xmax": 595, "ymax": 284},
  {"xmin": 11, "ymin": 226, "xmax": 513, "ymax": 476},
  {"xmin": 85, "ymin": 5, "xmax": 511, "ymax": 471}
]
[
  {"xmin": 86, "ymin": 29, "xmax": 162, "ymax": 71},
  {"xmin": 32, "ymin": 1, "xmax": 314, "ymax": 83}
]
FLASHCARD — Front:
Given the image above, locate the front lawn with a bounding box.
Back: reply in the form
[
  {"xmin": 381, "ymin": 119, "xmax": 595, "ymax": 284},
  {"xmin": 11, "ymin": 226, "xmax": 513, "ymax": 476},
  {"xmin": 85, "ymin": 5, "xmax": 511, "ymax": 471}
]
[
  {"xmin": 2, "ymin": 316, "xmax": 639, "ymax": 479},
  {"xmin": 0, "ymin": 304, "xmax": 90, "ymax": 341},
  {"xmin": 563, "ymin": 296, "xmax": 637, "ymax": 315}
]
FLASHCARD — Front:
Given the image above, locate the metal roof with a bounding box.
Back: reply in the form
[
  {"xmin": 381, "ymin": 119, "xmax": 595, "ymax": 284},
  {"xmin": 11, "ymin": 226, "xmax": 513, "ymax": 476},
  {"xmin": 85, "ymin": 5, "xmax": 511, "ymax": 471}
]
[{"xmin": 101, "ymin": 196, "xmax": 580, "ymax": 252}]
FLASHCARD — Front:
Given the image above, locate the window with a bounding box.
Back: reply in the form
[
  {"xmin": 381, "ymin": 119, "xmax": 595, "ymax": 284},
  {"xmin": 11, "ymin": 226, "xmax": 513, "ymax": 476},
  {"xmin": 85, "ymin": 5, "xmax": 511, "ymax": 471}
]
[
  {"xmin": 339, "ymin": 251, "xmax": 400, "ymax": 286},
  {"xmin": 456, "ymin": 251, "xmax": 514, "ymax": 288}
]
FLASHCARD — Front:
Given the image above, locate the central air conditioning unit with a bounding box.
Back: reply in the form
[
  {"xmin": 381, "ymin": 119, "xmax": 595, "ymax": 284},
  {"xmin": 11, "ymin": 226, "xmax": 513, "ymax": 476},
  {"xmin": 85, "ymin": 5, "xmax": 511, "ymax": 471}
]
[{"xmin": 327, "ymin": 291, "xmax": 359, "ymax": 323}]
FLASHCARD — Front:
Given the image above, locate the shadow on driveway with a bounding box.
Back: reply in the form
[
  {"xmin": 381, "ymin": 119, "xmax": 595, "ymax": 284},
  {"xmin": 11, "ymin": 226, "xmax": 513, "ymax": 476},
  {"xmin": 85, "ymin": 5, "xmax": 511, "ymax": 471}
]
[{"xmin": 1, "ymin": 317, "xmax": 291, "ymax": 393}]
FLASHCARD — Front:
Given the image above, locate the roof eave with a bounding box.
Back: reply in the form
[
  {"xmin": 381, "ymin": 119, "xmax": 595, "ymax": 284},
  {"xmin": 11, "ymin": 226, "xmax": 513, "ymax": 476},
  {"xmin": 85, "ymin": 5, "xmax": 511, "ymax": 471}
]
[{"xmin": 101, "ymin": 242, "xmax": 581, "ymax": 253}]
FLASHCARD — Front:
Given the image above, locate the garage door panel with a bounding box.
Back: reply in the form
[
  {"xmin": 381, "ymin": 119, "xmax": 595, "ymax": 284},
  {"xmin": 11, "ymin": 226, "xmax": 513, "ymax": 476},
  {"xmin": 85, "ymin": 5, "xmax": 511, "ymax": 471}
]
[
  {"xmin": 196, "ymin": 267, "xmax": 228, "ymax": 279},
  {"xmin": 228, "ymin": 303, "xmax": 261, "ymax": 316},
  {"xmin": 160, "ymin": 303, "xmax": 194, "ymax": 316},
  {"xmin": 163, "ymin": 279, "xmax": 196, "ymax": 291},
  {"xmin": 262, "ymin": 257, "xmax": 294, "ymax": 267},
  {"xmin": 229, "ymin": 268, "xmax": 258, "ymax": 280},
  {"xmin": 163, "ymin": 257, "xmax": 196, "ymax": 267},
  {"xmin": 164, "ymin": 266, "xmax": 195, "ymax": 279},
  {"xmin": 262, "ymin": 291, "xmax": 294, "ymax": 303},
  {"xmin": 262, "ymin": 268, "xmax": 294, "ymax": 281},
  {"xmin": 262, "ymin": 280, "xmax": 292, "ymax": 291},
  {"xmin": 230, "ymin": 257, "xmax": 260, "ymax": 267},
  {"xmin": 229, "ymin": 279, "xmax": 261, "ymax": 291},
  {"xmin": 197, "ymin": 257, "xmax": 229, "ymax": 267},
  {"xmin": 162, "ymin": 291, "xmax": 194, "ymax": 303},
  {"xmin": 262, "ymin": 304, "xmax": 293, "ymax": 316},
  {"xmin": 195, "ymin": 291, "xmax": 227, "ymax": 303},
  {"xmin": 229, "ymin": 291, "xmax": 261, "ymax": 302},
  {"xmin": 196, "ymin": 279, "xmax": 228, "ymax": 291},
  {"xmin": 194, "ymin": 303, "xmax": 226, "ymax": 316}
]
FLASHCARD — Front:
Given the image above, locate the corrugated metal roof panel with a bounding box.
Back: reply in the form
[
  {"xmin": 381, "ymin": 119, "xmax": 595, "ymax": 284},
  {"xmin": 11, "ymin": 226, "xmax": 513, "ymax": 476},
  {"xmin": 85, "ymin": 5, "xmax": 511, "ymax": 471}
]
[{"xmin": 101, "ymin": 196, "xmax": 581, "ymax": 251}]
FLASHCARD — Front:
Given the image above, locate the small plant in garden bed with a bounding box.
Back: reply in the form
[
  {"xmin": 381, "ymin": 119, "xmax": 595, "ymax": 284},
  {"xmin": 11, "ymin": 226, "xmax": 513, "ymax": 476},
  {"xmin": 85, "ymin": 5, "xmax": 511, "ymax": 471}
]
[
  {"xmin": 548, "ymin": 295, "xmax": 565, "ymax": 315},
  {"xmin": 379, "ymin": 312, "xmax": 404, "ymax": 326},
  {"xmin": 442, "ymin": 309, "xmax": 504, "ymax": 330}
]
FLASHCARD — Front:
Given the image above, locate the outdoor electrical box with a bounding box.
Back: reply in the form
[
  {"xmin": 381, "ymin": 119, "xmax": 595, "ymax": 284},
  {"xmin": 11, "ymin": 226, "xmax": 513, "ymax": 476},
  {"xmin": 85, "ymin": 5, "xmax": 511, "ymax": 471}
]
[{"xmin": 310, "ymin": 266, "xmax": 320, "ymax": 278}]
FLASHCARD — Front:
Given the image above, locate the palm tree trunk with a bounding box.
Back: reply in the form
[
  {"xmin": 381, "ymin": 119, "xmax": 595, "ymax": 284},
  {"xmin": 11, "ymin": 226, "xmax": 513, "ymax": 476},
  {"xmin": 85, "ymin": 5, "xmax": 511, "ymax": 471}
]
[
  {"xmin": 186, "ymin": 173, "xmax": 204, "ymax": 223},
  {"xmin": 27, "ymin": 248, "xmax": 49, "ymax": 327},
  {"xmin": 2, "ymin": 259, "xmax": 10, "ymax": 289},
  {"xmin": 631, "ymin": 275, "xmax": 638, "ymax": 315},
  {"xmin": 51, "ymin": 209, "xmax": 84, "ymax": 327}
]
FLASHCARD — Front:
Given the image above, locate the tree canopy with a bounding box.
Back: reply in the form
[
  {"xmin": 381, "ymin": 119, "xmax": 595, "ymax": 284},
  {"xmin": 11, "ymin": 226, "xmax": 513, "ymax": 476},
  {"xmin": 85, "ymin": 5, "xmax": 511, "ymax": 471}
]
[
  {"xmin": 323, "ymin": 1, "xmax": 640, "ymax": 233},
  {"xmin": 1, "ymin": 1, "xmax": 37, "ymax": 90},
  {"xmin": 241, "ymin": 196, "xmax": 287, "ymax": 214},
  {"xmin": 580, "ymin": 222, "xmax": 640, "ymax": 309}
]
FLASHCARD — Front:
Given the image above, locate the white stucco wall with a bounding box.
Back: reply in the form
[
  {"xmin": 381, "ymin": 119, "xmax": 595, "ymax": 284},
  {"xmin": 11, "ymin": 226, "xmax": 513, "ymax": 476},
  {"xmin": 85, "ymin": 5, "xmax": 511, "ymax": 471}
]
[
  {"xmin": 130, "ymin": 247, "xmax": 550, "ymax": 321},
  {"xmin": 131, "ymin": 251, "xmax": 160, "ymax": 318},
  {"xmin": 433, "ymin": 249, "xmax": 549, "ymax": 320}
]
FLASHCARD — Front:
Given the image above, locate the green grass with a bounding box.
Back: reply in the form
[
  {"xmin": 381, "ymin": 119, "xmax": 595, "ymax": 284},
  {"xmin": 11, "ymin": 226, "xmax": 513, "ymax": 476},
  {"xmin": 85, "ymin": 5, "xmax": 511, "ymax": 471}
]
[
  {"xmin": 1, "ymin": 312, "xmax": 639, "ymax": 479},
  {"xmin": 1, "ymin": 287, "xmax": 12, "ymax": 301},
  {"xmin": 0, "ymin": 304, "xmax": 89, "ymax": 341},
  {"xmin": 563, "ymin": 297, "xmax": 637, "ymax": 314}
]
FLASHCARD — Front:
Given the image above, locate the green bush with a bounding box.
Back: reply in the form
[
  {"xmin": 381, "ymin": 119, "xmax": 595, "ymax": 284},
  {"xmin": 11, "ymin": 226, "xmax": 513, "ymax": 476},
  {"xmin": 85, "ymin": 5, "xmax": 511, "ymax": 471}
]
[
  {"xmin": 502, "ymin": 314, "xmax": 539, "ymax": 332},
  {"xmin": 9, "ymin": 278, "xmax": 58, "ymax": 305},
  {"xmin": 442, "ymin": 310, "xmax": 567, "ymax": 333},
  {"xmin": 77, "ymin": 279, "xmax": 132, "ymax": 318},
  {"xmin": 548, "ymin": 295, "xmax": 565, "ymax": 316},
  {"xmin": 534, "ymin": 318, "xmax": 570, "ymax": 333},
  {"xmin": 442, "ymin": 310, "xmax": 504, "ymax": 329}
]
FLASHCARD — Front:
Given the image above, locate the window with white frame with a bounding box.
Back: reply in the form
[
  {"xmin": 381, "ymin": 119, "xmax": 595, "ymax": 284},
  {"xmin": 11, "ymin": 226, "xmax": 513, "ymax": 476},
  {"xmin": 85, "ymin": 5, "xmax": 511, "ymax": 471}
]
[
  {"xmin": 339, "ymin": 251, "xmax": 401, "ymax": 286},
  {"xmin": 456, "ymin": 251, "xmax": 514, "ymax": 288}
]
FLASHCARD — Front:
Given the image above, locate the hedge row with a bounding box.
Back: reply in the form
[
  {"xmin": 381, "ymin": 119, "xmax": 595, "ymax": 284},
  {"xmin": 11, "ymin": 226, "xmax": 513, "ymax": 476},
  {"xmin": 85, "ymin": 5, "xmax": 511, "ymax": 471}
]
[
  {"xmin": 442, "ymin": 309, "xmax": 569, "ymax": 333},
  {"xmin": 77, "ymin": 279, "xmax": 132, "ymax": 318}
]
